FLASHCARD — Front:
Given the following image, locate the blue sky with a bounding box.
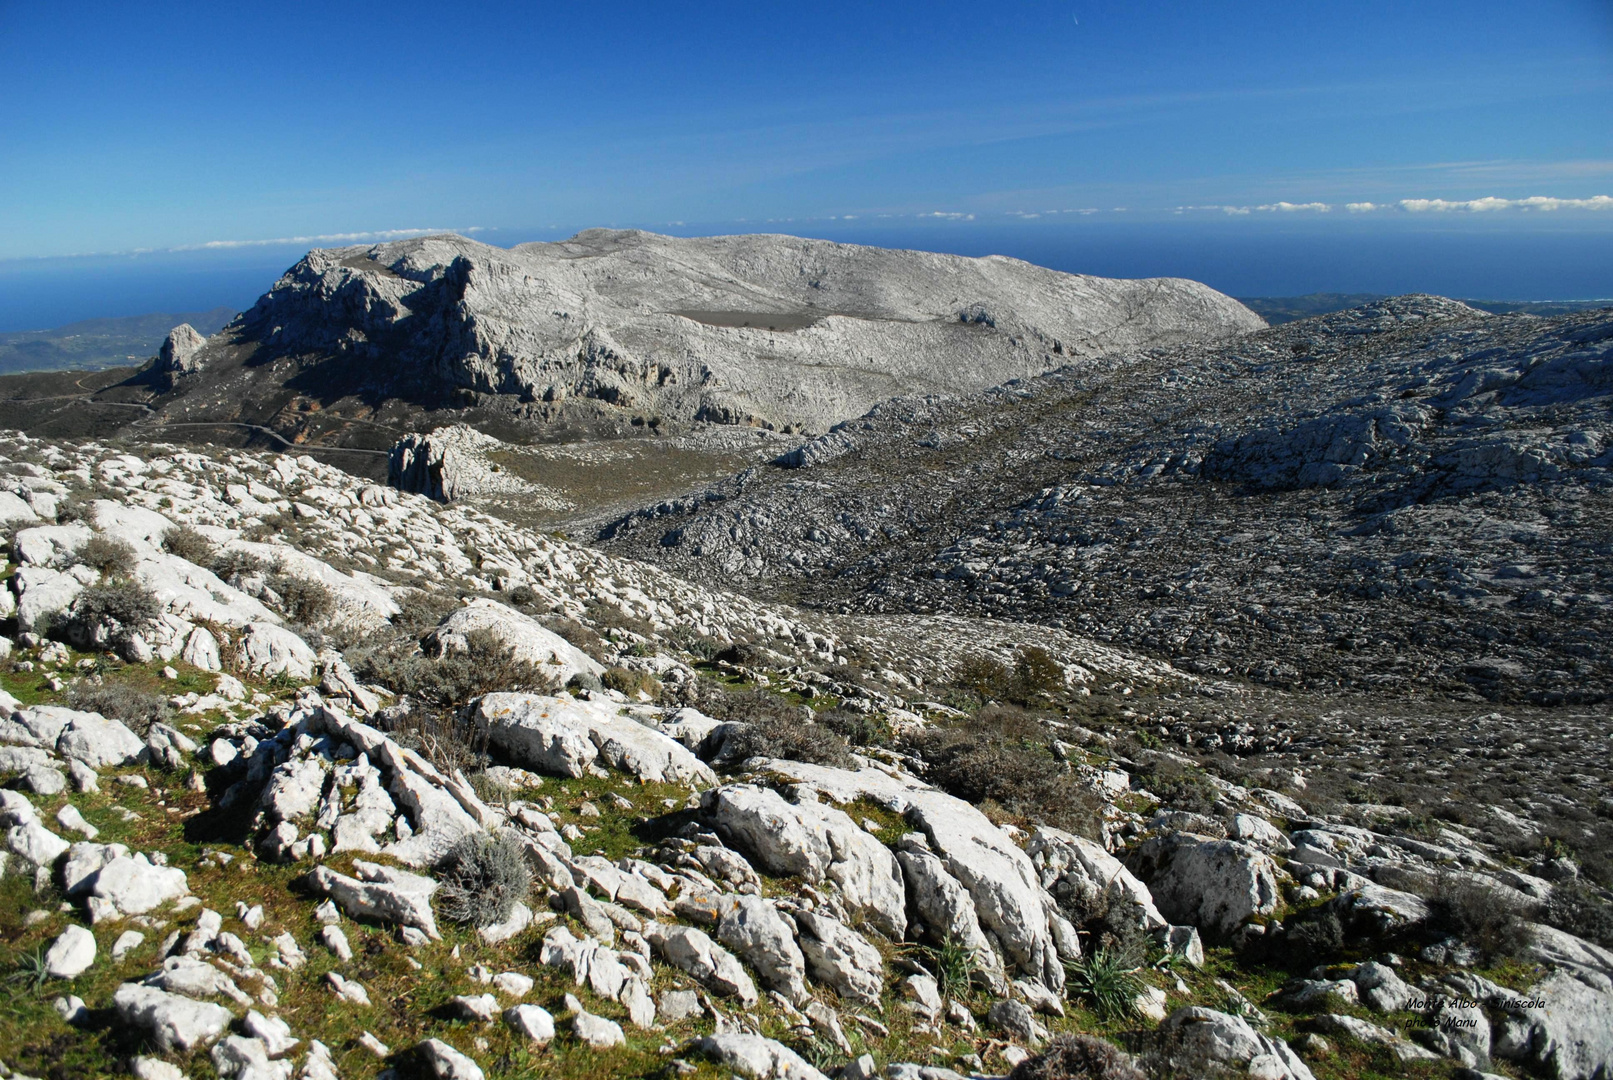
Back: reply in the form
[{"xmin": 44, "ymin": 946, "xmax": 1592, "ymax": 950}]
[{"xmin": 1, "ymin": 1, "xmax": 1610, "ymax": 325}]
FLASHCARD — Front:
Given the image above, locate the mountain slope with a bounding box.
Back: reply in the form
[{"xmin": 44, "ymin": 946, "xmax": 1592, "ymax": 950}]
[
  {"xmin": 138, "ymin": 229, "xmax": 1262, "ymax": 445},
  {"xmin": 599, "ymin": 296, "xmax": 1613, "ymax": 703}
]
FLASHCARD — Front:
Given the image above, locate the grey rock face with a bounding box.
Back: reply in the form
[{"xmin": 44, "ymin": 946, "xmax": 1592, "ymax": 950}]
[
  {"xmin": 157, "ymin": 324, "xmax": 208, "ymax": 380},
  {"xmin": 309, "ymin": 861, "xmax": 440, "ymax": 939},
  {"xmin": 417, "ymin": 1038, "xmax": 486, "ymax": 1080},
  {"xmin": 1129, "ymin": 835, "xmax": 1281, "ymax": 936},
  {"xmin": 642, "ymin": 920, "xmax": 758, "ymax": 1005},
  {"xmin": 186, "ymin": 230, "xmax": 1258, "ymax": 445},
  {"xmin": 715, "ymin": 894, "xmax": 809, "ymax": 1004},
  {"xmin": 1159, "ymin": 1006, "xmax": 1317, "ymax": 1080}
]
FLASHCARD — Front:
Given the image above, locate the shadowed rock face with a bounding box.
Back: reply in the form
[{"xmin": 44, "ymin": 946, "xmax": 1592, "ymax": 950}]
[{"xmin": 157, "ymin": 229, "xmax": 1262, "ymax": 438}]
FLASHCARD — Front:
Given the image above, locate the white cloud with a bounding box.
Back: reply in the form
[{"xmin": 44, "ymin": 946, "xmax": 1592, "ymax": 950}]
[
  {"xmin": 1254, "ymin": 201, "xmax": 1331, "ymax": 213},
  {"xmin": 1346, "ymin": 202, "xmax": 1382, "ymax": 212},
  {"xmin": 1399, "ymin": 195, "xmax": 1613, "ymax": 212},
  {"xmin": 175, "ymin": 227, "xmax": 481, "ymax": 251},
  {"xmin": 919, "ymin": 211, "xmax": 976, "ymax": 220}
]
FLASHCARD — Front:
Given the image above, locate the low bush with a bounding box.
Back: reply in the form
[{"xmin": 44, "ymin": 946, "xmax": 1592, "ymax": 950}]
[
  {"xmin": 1540, "ymin": 882, "xmax": 1613, "ymax": 948},
  {"xmin": 74, "ymin": 535, "xmax": 137, "ymax": 578},
  {"xmin": 390, "ymin": 589, "xmax": 461, "ymax": 637},
  {"xmin": 354, "ymin": 627, "xmax": 558, "ymax": 709},
  {"xmin": 723, "ymin": 714, "xmax": 854, "ymax": 769},
  {"xmin": 273, "ymin": 573, "xmax": 335, "ymax": 626},
  {"xmin": 68, "ymin": 580, "xmax": 161, "ymax": 642},
  {"xmin": 161, "ymin": 526, "xmax": 215, "ymax": 565},
  {"xmin": 1430, "ymin": 872, "xmax": 1534, "ymax": 960},
  {"xmin": 1281, "ymin": 907, "xmax": 1345, "ymax": 965},
  {"xmin": 434, "ymin": 832, "xmax": 531, "ymax": 926},
  {"xmin": 66, "ymin": 680, "xmax": 172, "ymax": 735},
  {"xmin": 209, "ymin": 548, "xmax": 269, "ymax": 582},
  {"xmin": 908, "ymin": 708, "xmax": 1101, "ymax": 834},
  {"xmin": 821, "ymin": 708, "xmax": 893, "ymax": 749},
  {"xmin": 1008, "ymin": 1034, "xmax": 1146, "ymax": 1080},
  {"xmin": 601, "ymin": 665, "xmax": 661, "ymax": 700}
]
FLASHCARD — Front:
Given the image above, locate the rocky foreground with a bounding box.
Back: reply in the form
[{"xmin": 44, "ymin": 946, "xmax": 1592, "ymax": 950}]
[{"xmin": 0, "ymin": 430, "xmax": 1609, "ymax": 1080}]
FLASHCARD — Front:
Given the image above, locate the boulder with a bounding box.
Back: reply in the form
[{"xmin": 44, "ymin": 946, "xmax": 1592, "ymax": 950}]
[
  {"xmin": 417, "ymin": 1038, "xmax": 485, "ymax": 1080},
  {"xmin": 705, "ymin": 784, "xmax": 906, "ymax": 938},
  {"xmin": 504, "ymin": 1003, "xmax": 555, "ymax": 1045},
  {"xmin": 44, "ymin": 924, "xmax": 97, "ymax": 978},
  {"xmin": 112, "ymin": 982, "xmax": 233, "ymax": 1052},
  {"xmin": 1130, "ymin": 836, "xmax": 1280, "ymax": 936},
  {"xmin": 642, "ymin": 921, "xmax": 758, "ymax": 1005},
  {"xmin": 87, "ymin": 854, "xmax": 190, "ymax": 917},
  {"xmin": 428, "ymin": 599, "xmax": 603, "ymax": 685},
  {"xmin": 896, "ymin": 841, "xmax": 1006, "ymax": 990},
  {"xmin": 1028, "ymin": 826, "xmax": 1167, "ymax": 932},
  {"xmin": 794, "ymin": 909, "xmax": 884, "ymax": 1005},
  {"xmin": 1328, "ymin": 883, "xmax": 1430, "ymax": 934},
  {"xmin": 1159, "ymin": 1007, "xmax": 1317, "ymax": 1080},
  {"xmin": 212, "ymin": 1034, "xmax": 292, "ymax": 1080},
  {"xmin": 54, "ymin": 709, "xmax": 144, "ymax": 769},
  {"xmin": 715, "ymin": 894, "xmax": 810, "ymax": 1004},
  {"xmin": 309, "ymin": 860, "xmax": 440, "ymax": 939},
  {"xmin": 238, "ymin": 622, "xmax": 318, "ymax": 680},
  {"xmin": 762, "ymin": 760, "xmax": 1066, "ymax": 989},
  {"xmin": 694, "ymin": 1033, "xmax": 830, "ymax": 1080},
  {"xmin": 14, "ymin": 565, "xmax": 82, "ymax": 632},
  {"xmin": 475, "ymin": 692, "xmax": 715, "ymax": 785}
]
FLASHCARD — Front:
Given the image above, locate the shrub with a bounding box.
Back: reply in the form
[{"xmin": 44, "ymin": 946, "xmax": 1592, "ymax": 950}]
[
  {"xmin": 955, "ymin": 653, "xmax": 1012, "ymax": 699},
  {"xmin": 910, "ymin": 708, "xmax": 1101, "ymax": 834},
  {"xmin": 391, "ymin": 589, "xmax": 461, "ymax": 637},
  {"xmin": 66, "ymin": 681, "xmax": 171, "ymax": 735},
  {"xmin": 355, "ymin": 627, "xmax": 558, "ymax": 709},
  {"xmin": 1282, "ymin": 908, "xmax": 1345, "ymax": 965},
  {"xmin": 434, "ymin": 832, "xmax": 531, "ymax": 926},
  {"xmin": 602, "ymin": 665, "xmax": 661, "ymax": 700},
  {"xmin": 912, "ymin": 934, "xmax": 975, "ymax": 998},
  {"xmin": 1540, "ymin": 883, "xmax": 1613, "ymax": 948},
  {"xmin": 723, "ymin": 714, "xmax": 854, "ymax": 769},
  {"xmin": 69, "ymin": 580, "xmax": 161, "ymax": 641},
  {"xmin": 74, "ymin": 535, "xmax": 137, "ymax": 578},
  {"xmin": 821, "ymin": 708, "xmax": 894, "ymax": 749},
  {"xmin": 1130, "ymin": 758, "xmax": 1220, "ymax": 815},
  {"xmin": 1011, "ymin": 646, "xmax": 1067, "ymax": 704},
  {"xmin": 209, "ymin": 548, "xmax": 269, "ymax": 582},
  {"xmin": 1066, "ymin": 948, "xmax": 1146, "ymax": 1020},
  {"xmin": 273, "ymin": 573, "xmax": 335, "ymax": 626},
  {"xmin": 1430, "ymin": 872, "xmax": 1534, "ymax": 960},
  {"xmin": 161, "ymin": 526, "xmax": 215, "ymax": 565},
  {"xmin": 1008, "ymin": 1034, "xmax": 1146, "ymax": 1080}
]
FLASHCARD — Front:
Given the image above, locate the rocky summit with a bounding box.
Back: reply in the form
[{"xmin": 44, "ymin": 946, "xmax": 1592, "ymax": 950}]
[{"xmin": 0, "ymin": 245, "xmax": 1608, "ymax": 1080}]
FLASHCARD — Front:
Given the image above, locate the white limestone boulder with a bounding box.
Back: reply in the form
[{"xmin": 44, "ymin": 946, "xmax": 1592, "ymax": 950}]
[
  {"xmin": 475, "ymin": 692, "xmax": 715, "ymax": 785},
  {"xmin": 428, "ymin": 599, "xmax": 602, "ymax": 684}
]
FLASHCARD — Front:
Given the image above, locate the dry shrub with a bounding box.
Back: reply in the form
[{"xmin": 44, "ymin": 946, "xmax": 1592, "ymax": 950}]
[
  {"xmin": 723, "ymin": 714, "xmax": 853, "ymax": 769},
  {"xmin": 68, "ymin": 580, "xmax": 161, "ymax": 641},
  {"xmin": 435, "ymin": 832, "xmax": 531, "ymax": 926},
  {"xmin": 909, "ymin": 707, "xmax": 1100, "ymax": 834},
  {"xmin": 391, "ymin": 589, "xmax": 461, "ymax": 637},
  {"xmin": 601, "ymin": 665, "xmax": 661, "ymax": 700},
  {"xmin": 66, "ymin": 680, "xmax": 172, "ymax": 735},
  {"xmin": 1430, "ymin": 872, "xmax": 1535, "ymax": 960},
  {"xmin": 161, "ymin": 526, "xmax": 215, "ymax": 565},
  {"xmin": 355, "ymin": 627, "xmax": 557, "ymax": 709},
  {"xmin": 1009, "ymin": 1034, "xmax": 1145, "ymax": 1080},
  {"xmin": 273, "ymin": 573, "xmax": 334, "ymax": 626},
  {"xmin": 1539, "ymin": 882, "xmax": 1613, "ymax": 948},
  {"xmin": 74, "ymin": 535, "xmax": 137, "ymax": 578}
]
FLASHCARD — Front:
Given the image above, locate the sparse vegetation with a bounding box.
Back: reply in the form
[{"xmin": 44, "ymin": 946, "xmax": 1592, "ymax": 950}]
[
  {"xmin": 66, "ymin": 679, "xmax": 171, "ymax": 734},
  {"xmin": 65, "ymin": 579, "xmax": 161, "ymax": 644},
  {"xmin": 161, "ymin": 525, "xmax": 215, "ymax": 565},
  {"xmin": 1008, "ymin": 1034, "xmax": 1146, "ymax": 1080},
  {"xmin": 73, "ymin": 534, "xmax": 137, "ymax": 578},
  {"xmin": 434, "ymin": 832, "xmax": 532, "ymax": 926},
  {"xmin": 1066, "ymin": 948, "xmax": 1146, "ymax": 1020}
]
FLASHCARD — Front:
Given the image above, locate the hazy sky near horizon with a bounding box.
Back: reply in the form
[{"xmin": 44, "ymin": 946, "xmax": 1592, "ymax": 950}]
[{"xmin": 4, "ymin": 0, "xmax": 1611, "ymax": 257}]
